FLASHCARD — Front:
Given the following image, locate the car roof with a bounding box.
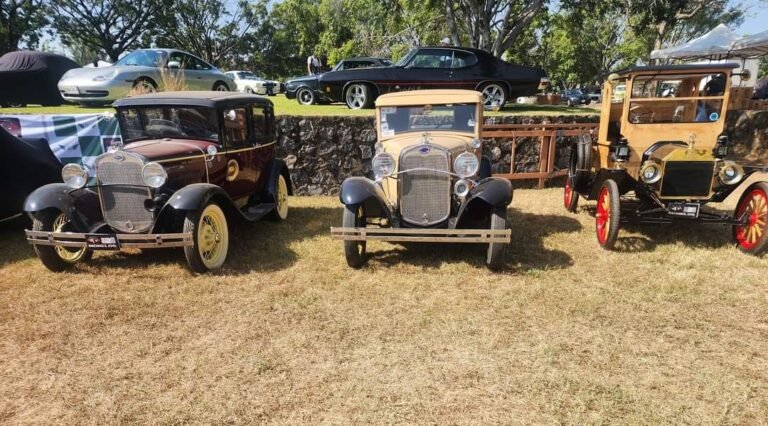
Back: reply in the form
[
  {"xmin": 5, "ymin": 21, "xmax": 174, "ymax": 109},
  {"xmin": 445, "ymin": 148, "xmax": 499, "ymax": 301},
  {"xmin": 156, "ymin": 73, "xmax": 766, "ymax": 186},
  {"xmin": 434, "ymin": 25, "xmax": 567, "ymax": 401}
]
[
  {"xmin": 376, "ymin": 89, "xmax": 481, "ymax": 107},
  {"xmin": 613, "ymin": 63, "xmax": 739, "ymax": 76},
  {"xmin": 342, "ymin": 57, "xmax": 389, "ymax": 62},
  {"xmin": 113, "ymin": 91, "xmax": 273, "ymax": 108}
]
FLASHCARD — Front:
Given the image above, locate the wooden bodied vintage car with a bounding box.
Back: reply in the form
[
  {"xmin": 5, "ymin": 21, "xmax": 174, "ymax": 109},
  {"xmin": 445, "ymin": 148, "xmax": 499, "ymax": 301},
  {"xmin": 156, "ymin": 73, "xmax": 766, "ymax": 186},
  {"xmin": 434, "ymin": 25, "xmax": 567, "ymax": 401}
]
[
  {"xmin": 315, "ymin": 46, "xmax": 548, "ymax": 110},
  {"xmin": 330, "ymin": 89, "xmax": 513, "ymax": 270},
  {"xmin": 564, "ymin": 63, "xmax": 768, "ymax": 254},
  {"xmin": 24, "ymin": 92, "xmax": 292, "ymax": 273}
]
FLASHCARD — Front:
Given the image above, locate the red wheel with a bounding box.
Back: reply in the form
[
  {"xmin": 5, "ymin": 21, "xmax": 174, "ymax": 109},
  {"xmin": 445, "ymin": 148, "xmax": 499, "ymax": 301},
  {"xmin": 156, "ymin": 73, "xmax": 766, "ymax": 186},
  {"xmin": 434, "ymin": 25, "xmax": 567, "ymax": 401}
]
[
  {"xmin": 564, "ymin": 175, "xmax": 579, "ymax": 212},
  {"xmin": 733, "ymin": 182, "xmax": 768, "ymax": 255},
  {"xmin": 596, "ymin": 179, "xmax": 620, "ymax": 250}
]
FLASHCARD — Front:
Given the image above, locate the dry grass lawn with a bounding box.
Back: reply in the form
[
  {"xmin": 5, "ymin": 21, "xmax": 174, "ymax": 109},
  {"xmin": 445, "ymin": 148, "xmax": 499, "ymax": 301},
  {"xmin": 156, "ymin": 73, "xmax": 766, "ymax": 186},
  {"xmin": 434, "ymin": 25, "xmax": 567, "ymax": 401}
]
[{"xmin": 1, "ymin": 188, "xmax": 767, "ymax": 423}]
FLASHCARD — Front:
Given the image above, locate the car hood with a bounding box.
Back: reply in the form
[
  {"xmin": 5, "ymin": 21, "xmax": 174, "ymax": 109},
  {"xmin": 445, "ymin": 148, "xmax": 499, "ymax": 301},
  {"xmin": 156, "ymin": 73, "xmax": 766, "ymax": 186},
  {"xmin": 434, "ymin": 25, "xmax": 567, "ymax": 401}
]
[
  {"xmin": 381, "ymin": 132, "xmax": 475, "ymax": 159},
  {"xmin": 123, "ymin": 139, "xmax": 221, "ymax": 162},
  {"xmin": 286, "ymin": 75, "xmax": 318, "ymax": 84}
]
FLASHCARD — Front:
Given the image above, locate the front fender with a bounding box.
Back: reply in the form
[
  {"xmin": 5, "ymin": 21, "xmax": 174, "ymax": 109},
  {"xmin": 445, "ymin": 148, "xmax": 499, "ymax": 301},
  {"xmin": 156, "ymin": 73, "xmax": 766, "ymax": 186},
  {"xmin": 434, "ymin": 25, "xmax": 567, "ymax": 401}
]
[
  {"xmin": 23, "ymin": 183, "xmax": 72, "ymax": 214},
  {"xmin": 167, "ymin": 183, "xmax": 233, "ymax": 211},
  {"xmin": 455, "ymin": 178, "xmax": 513, "ymax": 226},
  {"xmin": 340, "ymin": 177, "xmax": 392, "ymax": 220}
]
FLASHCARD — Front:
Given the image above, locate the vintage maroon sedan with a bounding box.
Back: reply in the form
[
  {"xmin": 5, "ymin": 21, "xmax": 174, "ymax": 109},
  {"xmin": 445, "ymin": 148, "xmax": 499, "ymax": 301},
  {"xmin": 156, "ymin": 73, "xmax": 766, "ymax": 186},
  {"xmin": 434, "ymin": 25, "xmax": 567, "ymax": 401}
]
[{"xmin": 24, "ymin": 91, "xmax": 292, "ymax": 273}]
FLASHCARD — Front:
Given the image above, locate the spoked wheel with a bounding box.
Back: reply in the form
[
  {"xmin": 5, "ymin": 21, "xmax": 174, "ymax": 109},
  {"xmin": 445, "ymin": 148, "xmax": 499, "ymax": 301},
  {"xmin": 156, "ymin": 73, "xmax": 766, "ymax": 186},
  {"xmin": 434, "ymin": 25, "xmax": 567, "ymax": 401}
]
[
  {"xmin": 595, "ymin": 179, "xmax": 620, "ymax": 250},
  {"xmin": 297, "ymin": 87, "xmax": 316, "ymax": 105},
  {"xmin": 564, "ymin": 174, "xmax": 579, "ymax": 213},
  {"xmin": 183, "ymin": 202, "xmax": 229, "ymax": 273},
  {"xmin": 480, "ymin": 83, "xmax": 507, "ymax": 110},
  {"xmin": 342, "ymin": 204, "xmax": 367, "ymax": 268},
  {"xmin": 345, "ymin": 83, "xmax": 373, "ymax": 109},
  {"xmin": 32, "ymin": 210, "xmax": 92, "ymax": 271},
  {"xmin": 268, "ymin": 174, "xmax": 289, "ymax": 221},
  {"xmin": 486, "ymin": 206, "xmax": 508, "ymax": 271},
  {"xmin": 733, "ymin": 182, "xmax": 768, "ymax": 255}
]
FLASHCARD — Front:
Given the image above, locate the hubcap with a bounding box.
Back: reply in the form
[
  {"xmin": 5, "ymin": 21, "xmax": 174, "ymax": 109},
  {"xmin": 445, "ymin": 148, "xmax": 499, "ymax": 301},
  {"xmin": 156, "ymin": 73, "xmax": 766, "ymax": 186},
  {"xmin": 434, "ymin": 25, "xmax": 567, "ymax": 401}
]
[
  {"xmin": 299, "ymin": 90, "xmax": 313, "ymax": 104},
  {"xmin": 346, "ymin": 85, "xmax": 366, "ymax": 109},
  {"xmin": 482, "ymin": 84, "xmax": 504, "ymax": 109}
]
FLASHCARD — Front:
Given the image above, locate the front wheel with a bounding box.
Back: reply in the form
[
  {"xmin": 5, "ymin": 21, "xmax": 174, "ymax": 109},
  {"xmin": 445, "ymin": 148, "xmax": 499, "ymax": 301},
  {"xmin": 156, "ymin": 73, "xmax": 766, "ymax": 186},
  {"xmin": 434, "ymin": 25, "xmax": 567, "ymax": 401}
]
[
  {"xmin": 32, "ymin": 210, "xmax": 92, "ymax": 271},
  {"xmin": 268, "ymin": 174, "xmax": 289, "ymax": 221},
  {"xmin": 486, "ymin": 207, "xmax": 508, "ymax": 271},
  {"xmin": 213, "ymin": 82, "xmax": 229, "ymax": 91},
  {"xmin": 596, "ymin": 179, "xmax": 620, "ymax": 250},
  {"xmin": 342, "ymin": 204, "xmax": 367, "ymax": 268},
  {"xmin": 564, "ymin": 174, "xmax": 579, "ymax": 213},
  {"xmin": 345, "ymin": 83, "xmax": 373, "ymax": 109},
  {"xmin": 183, "ymin": 202, "xmax": 229, "ymax": 273},
  {"xmin": 733, "ymin": 182, "xmax": 768, "ymax": 255}
]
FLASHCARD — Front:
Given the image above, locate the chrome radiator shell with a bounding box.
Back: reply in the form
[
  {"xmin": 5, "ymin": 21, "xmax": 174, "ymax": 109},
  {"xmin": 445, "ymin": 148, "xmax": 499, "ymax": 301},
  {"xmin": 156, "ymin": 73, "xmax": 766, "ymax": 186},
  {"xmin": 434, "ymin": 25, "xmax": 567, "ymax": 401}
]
[
  {"xmin": 95, "ymin": 152, "xmax": 153, "ymax": 233},
  {"xmin": 398, "ymin": 145, "xmax": 451, "ymax": 225}
]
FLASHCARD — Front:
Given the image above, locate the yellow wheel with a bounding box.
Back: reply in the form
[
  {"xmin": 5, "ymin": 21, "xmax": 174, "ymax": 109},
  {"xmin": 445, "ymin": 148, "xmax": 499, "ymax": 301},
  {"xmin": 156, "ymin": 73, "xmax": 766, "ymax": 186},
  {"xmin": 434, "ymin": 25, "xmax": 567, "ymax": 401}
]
[
  {"xmin": 32, "ymin": 210, "xmax": 91, "ymax": 271},
  {"xmin": 183, "ymin": 202, "xmax": 229, "ymax": 273},
  {"xmin": 269, "ymin": 174, "xmax": 289, "ymax": 221}
]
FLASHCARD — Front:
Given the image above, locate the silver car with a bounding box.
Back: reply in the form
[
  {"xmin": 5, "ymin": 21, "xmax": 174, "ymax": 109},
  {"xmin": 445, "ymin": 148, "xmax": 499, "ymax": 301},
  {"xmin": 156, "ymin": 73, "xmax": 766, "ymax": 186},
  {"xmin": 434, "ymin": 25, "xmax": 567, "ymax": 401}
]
[
  {"xmin": 225, "ymin": 71, "xmax": 282, "ymax": 96},
  {"xmin": 58, "ymin": 48, "xmax": 235, "ymax": 105}
]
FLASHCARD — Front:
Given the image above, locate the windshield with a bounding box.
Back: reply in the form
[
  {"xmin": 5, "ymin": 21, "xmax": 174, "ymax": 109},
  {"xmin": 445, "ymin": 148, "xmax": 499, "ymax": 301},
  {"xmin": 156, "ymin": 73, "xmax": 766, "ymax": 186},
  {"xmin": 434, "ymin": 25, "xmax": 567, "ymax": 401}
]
[
  {"xmin": 629, "ymin": 72, "xmax": 726, "ymax": 124},
  {"xmin": 115, "ymin": 50, "xmax": 166, "ymax": 67},
  {"xmin": 394, "ymin": 50, "xmax": 416, "ymax": 67},
  {"xmin": 119, "ymin": 107, "xmax": 220, "ymax": 141},
  {"xmin": 379, "ymin": 103, "xmax": 478, "ymax": 137},
  {"xmin": 238, "ymin": 71, "xmax": 260, "ymax": 80}
]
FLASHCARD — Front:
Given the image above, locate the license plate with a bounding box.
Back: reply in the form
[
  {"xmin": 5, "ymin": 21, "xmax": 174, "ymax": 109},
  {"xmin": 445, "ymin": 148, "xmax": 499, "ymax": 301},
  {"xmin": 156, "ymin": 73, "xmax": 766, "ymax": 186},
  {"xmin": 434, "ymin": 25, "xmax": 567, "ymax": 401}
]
[
  {"xmin": 85, "ymin": 235, "xmax": 120, "ymax": 250},
  {"xmin": 668, "ymin": 202, "xmax": 700, "ymax": 218}
]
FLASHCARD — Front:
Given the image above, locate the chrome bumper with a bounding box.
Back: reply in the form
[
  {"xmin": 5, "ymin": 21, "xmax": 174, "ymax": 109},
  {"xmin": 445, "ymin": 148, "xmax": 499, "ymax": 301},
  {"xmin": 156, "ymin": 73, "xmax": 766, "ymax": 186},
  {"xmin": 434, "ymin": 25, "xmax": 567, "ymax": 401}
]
[
  {"xmin": 25, "ymin": 230, "xmax": 193, "ymax": 249},
  {"xmin": 330, "ymin": 227, "xmax": 510, "ymax": 243}
]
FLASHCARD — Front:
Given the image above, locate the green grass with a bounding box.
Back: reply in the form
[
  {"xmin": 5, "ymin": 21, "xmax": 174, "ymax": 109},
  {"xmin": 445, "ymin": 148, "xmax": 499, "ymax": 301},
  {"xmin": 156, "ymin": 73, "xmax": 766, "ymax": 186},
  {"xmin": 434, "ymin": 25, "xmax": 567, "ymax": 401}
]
[{"xmin": 0, "ymin": 94, "xmax": 599, "ymax": 117}]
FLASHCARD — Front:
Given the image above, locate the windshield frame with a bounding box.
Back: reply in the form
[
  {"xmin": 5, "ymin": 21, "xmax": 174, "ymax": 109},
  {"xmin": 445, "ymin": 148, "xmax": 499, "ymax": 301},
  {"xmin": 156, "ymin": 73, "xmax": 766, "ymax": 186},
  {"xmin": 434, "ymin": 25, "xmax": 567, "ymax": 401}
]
[
  {"xmin": 117, "ymin": 105, "xmax": 222, "ymax": 143},
  {"xmin": 377, "ymin": 103, "xmax": 480, "ymax": 138}
]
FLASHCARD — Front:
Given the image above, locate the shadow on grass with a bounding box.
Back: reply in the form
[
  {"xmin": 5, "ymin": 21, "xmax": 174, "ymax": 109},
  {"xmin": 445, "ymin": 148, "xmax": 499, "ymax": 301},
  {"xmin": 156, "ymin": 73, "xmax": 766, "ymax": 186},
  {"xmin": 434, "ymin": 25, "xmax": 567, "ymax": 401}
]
[
  {"xmin": 366, "ymin": 208, "xmax": 582, "ymax": 272},
  {"xmin": 89, "ymin": 206, "xmax": 336, "ymax": 274},
  {"xmin": 0, "ymin": 216, "xmax": 35, "ymax": 267}
]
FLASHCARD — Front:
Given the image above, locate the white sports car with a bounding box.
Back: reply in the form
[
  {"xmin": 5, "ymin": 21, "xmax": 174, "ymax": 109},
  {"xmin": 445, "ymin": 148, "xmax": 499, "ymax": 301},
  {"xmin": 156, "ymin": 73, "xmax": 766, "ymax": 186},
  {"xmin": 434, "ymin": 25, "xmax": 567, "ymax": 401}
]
[{"xmin": 225, "ymin": 71, "xmax": 282, "ymax": 96}]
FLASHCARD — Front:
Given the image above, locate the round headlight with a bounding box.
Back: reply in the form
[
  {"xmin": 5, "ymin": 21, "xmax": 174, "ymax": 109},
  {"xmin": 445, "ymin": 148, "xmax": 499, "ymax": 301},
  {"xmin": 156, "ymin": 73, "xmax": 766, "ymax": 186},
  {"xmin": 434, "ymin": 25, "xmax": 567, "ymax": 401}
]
[
  {"xmin": 62, "ymin": 163, "xmax": 87, "ymax": 189},
  {"xmin": 640, "ymin": 162, "xmax": 662, "ymax": 184},
  {"xmin": 718, "ymin": 162, "xmax": 744, "ymax": 185},
  {"xmin": 470, "ymin": 138, "xmax": 482, "ymax": 149},
  {"xmin": 372, "ymin": 152, "xmax": 396, "ymax": 178},
  {"xmin": 454, "ymin": 152, "xmax": 479, "ymax": 178},
  {"xmin": 142, "ymin": 162, "xmax": 167, "ymax": 188}
]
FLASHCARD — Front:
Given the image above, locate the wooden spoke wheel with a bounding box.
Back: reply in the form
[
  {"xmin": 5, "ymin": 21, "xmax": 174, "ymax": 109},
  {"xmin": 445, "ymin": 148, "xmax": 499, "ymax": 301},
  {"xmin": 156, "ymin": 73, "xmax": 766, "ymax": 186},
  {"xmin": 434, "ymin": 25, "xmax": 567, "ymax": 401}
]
[
  {"xmin": 184, "ymin": 202, "xmax": 229, "ymax": 273},
  {"xmin": 342, "ymin": 204, "xmax": 367, "ymax": 268},
  {"xmin": 733, "ymin": 182, "xmax": 768, "ymax": 255},
  {"xmin": 564, "ymin": 174, "xmax": 579, "ymax": 213},
  {"xmin": 595, "ymin": 179, "xmax": 620, "ymax": 250}
]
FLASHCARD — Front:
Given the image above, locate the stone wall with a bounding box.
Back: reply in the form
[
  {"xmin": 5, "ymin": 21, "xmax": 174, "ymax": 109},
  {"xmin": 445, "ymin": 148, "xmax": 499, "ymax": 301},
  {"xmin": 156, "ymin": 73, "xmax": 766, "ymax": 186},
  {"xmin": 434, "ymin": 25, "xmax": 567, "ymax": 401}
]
[{"xmin": 276, "ymin": 111, "xmax": 766, "ymax": 195}]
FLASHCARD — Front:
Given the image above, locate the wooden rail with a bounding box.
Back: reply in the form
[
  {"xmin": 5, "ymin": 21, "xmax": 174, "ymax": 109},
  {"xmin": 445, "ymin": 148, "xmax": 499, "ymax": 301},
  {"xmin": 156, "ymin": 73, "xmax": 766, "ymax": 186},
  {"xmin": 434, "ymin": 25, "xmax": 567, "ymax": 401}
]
[{"xmin": 481, "ymin": 123, "xmax": 599, "ymax": 188}]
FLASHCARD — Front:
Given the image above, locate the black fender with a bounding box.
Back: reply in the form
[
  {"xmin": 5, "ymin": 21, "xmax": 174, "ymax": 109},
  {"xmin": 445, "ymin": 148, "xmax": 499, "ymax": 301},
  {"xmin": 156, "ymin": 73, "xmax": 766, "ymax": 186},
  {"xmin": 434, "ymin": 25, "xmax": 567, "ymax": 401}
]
[
  {"xmin": 339, "ymin": 177, "xmax": 393, "ymax": 220},
  {"xmin": 455, "ymin": 178, "xmax": 513, "ymax": 227},
  {"xmin": 569, "ymin": 134, "xmax": 592, "ymax": 193},
  {"xmin": 23, "ymin": 183, "xmax": 72, "ymax": 214},
  {"xmin": 586, "ymin": 169, "xmax": 634, "ymax": 200},
  {"xmin": 265, "ymin": 159, "xmax": 293, "ymax": 202},
  {"xmin": 154, "ymin": 183, "xmax": 241, "ymax": 231}
]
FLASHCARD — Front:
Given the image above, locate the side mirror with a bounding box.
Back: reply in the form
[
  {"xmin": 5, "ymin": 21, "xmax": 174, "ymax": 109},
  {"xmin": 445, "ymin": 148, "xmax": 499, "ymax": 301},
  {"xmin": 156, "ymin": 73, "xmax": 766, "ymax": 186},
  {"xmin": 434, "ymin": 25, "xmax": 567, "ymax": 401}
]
[{"xmin": 167, "ymin": 61, "xmax": 181, "ymax": 69}]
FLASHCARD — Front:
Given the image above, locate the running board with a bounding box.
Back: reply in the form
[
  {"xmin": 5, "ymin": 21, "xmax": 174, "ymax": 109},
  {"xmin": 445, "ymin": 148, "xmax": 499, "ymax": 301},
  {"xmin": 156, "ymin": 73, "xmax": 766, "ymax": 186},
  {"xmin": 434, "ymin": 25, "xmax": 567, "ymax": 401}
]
[
  {"xmin": 330, "ymin": 227, "xmax": 511, "ymax": 243},
  {"xmin": 242, "ymin": 203, "xmax": 275, "ymax": 221}
]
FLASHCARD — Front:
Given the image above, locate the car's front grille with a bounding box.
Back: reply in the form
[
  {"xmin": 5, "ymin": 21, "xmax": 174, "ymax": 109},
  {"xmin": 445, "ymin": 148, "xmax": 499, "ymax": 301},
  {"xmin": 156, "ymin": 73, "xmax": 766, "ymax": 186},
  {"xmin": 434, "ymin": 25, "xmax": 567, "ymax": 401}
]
[
  {"xmin": 399, "ymin": 145, "xmax": 451, "ymax": 225},
  {"xmin": 96, "ymin": 152, "xmax": 153, "ymax": 233},
  {"xmin": 660, "ymin": 161, "xmax": 715, "ymax": 198}
]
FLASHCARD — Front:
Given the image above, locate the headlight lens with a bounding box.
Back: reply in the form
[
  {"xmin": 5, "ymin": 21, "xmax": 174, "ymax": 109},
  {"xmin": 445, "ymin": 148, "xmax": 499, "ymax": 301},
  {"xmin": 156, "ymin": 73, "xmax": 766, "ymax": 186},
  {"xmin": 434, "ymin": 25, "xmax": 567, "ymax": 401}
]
[
  {"xmin": 62, "ymin": 163, "xmax": 87, "ymax": 189},
  {"xmin": 470, "ymin": 138, "xmax": 482, "ymax": 149},
  {"xmin": 640, "ymin": 162, "xmax": 662, "ymax": 184},
  {"xmin": 142, "ymin": 162, "xmax": 167, "ymax": 188},
  {"xmin": 454, "ymin": 152, "xmax": 479, "ymax": 178},
  {"xmin": 372, "ymin": 152, "xmax": 396, "ymax": 178},
  {"xmin": 718, "ymin": 162, "xmax": 744, "ymax": 185}
]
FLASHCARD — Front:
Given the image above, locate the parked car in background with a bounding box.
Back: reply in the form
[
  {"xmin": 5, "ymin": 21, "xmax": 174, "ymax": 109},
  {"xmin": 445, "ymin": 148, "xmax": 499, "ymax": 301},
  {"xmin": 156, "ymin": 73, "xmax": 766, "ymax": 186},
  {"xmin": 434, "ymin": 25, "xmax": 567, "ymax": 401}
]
[
  {"xmin": 560, "ymin": 88, "xmax": 591, "ymax": 106},
  {"xmin": 284, "ymin": 57, "xmax": 392, "ymax": 105},
  {"xmin": 24, "ymin": 91, "xmax": 292, "ymax": 273},
  {"xmin": 314, "ymin": 46, "xmax": 548, "ymax": 110},
  {"xmin": 225, "ymin": 70, "xmax": 282, "ymax": 96},
  {"xmin": 0, "ymin": 51, "xmax": 79, "ymax": 107},
  {"xmin": 331, "ymin": 89, "xmax": 513, "ymax": 270},
  {"xmin": 587, "ymin": 90, "xmax": 601, "ymax": 103},
  {"xmin": 58, "ymin": 48, "xmax": 235, "ymax": 106}
]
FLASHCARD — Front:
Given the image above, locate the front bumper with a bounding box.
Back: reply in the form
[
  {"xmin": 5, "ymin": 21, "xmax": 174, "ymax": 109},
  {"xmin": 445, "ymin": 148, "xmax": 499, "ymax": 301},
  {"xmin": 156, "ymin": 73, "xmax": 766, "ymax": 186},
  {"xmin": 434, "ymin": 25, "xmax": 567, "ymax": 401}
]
[
  {"xmin": 330, "ymin": 227, "xmax": 511, "ymax": 243},
  {"xmin": 58, "ymin": 78, "xmax": 131, "ymax": 102},
  {"xmin": 25, "ymin": 230, "xmax": 193, "ymax": 249}
]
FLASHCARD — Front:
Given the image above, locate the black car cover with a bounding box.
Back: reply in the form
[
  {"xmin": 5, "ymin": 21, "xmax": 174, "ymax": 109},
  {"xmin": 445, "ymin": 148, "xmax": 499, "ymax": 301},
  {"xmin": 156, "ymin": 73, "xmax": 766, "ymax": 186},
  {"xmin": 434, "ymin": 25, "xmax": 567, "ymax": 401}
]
[
  {"xmin": 0, "ymin": 126, "xmax": 62, "ymax": 220},
  {"xmin": 0, "ymin": 51, "xmax": 80, "ymax": 107}
]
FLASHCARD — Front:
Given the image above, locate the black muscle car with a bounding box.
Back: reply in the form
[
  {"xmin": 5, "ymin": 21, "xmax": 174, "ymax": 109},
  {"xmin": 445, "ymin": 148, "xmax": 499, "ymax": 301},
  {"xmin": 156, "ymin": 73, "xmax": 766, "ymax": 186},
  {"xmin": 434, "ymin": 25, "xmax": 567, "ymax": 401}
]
[{"xmin": 312, "ymin": 46, "xmax": 548, "ymax": 110}]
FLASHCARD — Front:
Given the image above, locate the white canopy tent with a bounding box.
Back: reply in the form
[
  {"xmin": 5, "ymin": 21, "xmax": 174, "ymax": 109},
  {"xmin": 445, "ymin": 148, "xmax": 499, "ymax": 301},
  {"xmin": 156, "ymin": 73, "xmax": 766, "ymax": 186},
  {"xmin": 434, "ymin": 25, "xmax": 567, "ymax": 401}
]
[
  {"xmin": 650, "ymin": 24, "xmax": 740, "ymax": 61},
  {"xmin": 731, "ymin": 29, "xmax": 768, "ymax": 58}
]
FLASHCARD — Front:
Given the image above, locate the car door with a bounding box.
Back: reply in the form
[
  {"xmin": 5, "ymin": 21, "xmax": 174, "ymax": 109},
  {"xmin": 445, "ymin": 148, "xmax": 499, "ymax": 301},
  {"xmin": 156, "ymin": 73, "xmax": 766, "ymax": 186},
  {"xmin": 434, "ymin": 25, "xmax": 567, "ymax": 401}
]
[
  {"xmin": 221, "ymin": 105, "xmax": 258, "ymax": 203},
  {"xmin": 449, "ymin": 50, "xmax": 481, "ymax": 91},
  {"xmin": 189, "ymin": 55, "xmax": 219, "ymax": 90},
  {"xmin": 396, "ymin": 48, "xmax": 454, "ymax": 91}
]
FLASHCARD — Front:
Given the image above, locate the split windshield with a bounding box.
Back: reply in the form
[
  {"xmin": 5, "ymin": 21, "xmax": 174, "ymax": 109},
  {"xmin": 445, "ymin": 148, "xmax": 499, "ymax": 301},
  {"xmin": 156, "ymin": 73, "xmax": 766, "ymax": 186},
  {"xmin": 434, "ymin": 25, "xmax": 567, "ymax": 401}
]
[
  {"xmin": 119, "ymin": 107, "xmax": 220, "ymax": 142},
  {"xmin": 629, "ymin": 72, "xmax": 727, "ymax": 124},
  {"xmin": 379, "ymin": 103, "xmax": 478, "ymax": 137}
]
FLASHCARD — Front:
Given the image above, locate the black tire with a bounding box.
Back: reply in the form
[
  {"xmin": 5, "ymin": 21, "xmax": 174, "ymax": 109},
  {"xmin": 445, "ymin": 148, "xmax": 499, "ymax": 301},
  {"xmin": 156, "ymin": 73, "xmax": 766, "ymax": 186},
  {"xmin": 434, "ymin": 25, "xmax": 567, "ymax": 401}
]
[
  {"xmin": 486, "ymin": 206, "xmax": 508, "ymax": 271},
  {"xmin": 733, "ymin": 182, "xmax": 768, "ymax": 255},
  {"xmin": 345, "ymin": 83, "xmax": 374, "ymax": 109},
  {"xmin": 267, "ymin": 174, "xmax": 289, "ymax": 221},
  {"xmin": 213, "ymin": 82, "xmax": 229, "ymax": 91},
  {"xmin": 296, "ymin": 87, "xmax": 316, "ymax": 105},
  {"xmin": 342, "ymin": 204, "xmax": 367, "ymax": 268},
  {"xmin": 480, "ymin": 82, "xmax": 507, "ymax": 110},
  {"xmin": 133, "ymin": 77, "xmax": 157, "ymax": 94},
  {"xmin": 596, "ymin": 179, "xmax": 621, "ymax": 250},
  {"xmin": 31, "ymin": 210, "xmax": 92, "ymax": 272},
  {"xmin": 245, "ymin": 87, "xmax": 255, "ymax": 94},
  {"xmin": 183, "ymin": 202, "xmax": 229, "ymax": 273},
  {"xmin": 564, "ymin": 173, "xmax": 579, "ymax": 213}
]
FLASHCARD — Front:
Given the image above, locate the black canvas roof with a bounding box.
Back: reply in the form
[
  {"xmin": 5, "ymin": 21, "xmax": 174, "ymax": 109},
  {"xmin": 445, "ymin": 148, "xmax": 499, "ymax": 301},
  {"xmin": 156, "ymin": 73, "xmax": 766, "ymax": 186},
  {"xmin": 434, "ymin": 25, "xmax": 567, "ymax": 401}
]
[{"xmin": 113, "ymin": 91, "xmax": 273, "ymax": 108}]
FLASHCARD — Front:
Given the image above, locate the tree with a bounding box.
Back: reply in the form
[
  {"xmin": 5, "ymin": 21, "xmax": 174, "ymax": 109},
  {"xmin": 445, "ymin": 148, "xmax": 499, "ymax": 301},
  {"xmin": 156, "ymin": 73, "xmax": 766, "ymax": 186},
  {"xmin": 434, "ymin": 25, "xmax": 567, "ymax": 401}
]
[
  {"xmin": 157, "ymin": 0, "xmax": 266, "ymax": 66},
  {"xmin": 0, "ymin": 0, "xmax": 48, "ymax": 55},
  {"xmin": 50, "ymin": 0, "xmax": 168, "ymax": 62},
  {"xmin": 443, "ymin": 0, "xmax": 547, "ymax": 57}
]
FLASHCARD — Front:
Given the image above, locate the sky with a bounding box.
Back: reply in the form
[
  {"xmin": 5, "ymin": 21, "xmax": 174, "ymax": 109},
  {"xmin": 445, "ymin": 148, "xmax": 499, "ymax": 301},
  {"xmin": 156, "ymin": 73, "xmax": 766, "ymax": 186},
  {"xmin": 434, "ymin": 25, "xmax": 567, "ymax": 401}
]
[{"xmin": 736, "ymin": 0, "xmax": 768, "ymax": 36}]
